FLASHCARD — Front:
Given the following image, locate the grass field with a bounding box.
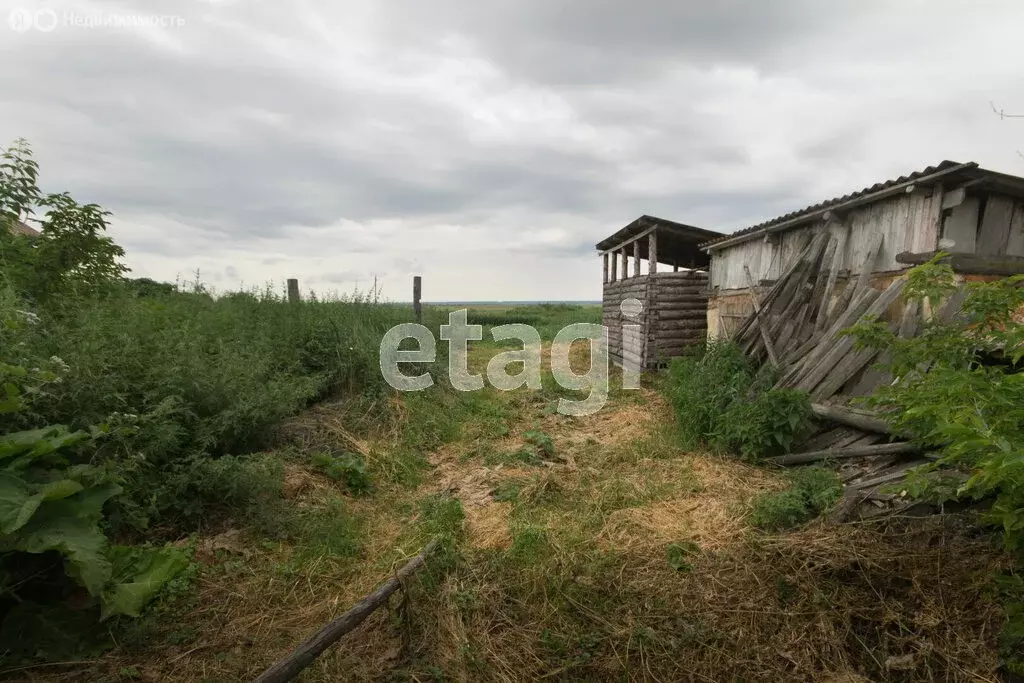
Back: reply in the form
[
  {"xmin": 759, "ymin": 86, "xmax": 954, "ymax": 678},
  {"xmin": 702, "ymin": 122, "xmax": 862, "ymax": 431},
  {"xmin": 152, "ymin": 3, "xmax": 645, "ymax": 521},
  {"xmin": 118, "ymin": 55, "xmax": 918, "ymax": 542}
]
[{"xmin": 15, "ymin": 301, "xmax": 1012, "ymax": 683}]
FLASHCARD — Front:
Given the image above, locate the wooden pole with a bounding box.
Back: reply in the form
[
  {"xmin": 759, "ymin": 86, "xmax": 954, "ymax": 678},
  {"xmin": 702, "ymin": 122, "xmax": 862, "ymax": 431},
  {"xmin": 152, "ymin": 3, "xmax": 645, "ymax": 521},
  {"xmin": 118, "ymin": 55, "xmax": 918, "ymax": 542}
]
[
  {"xmin": 743, "ymin": 265, "xmax": 780, "ymax": 366},
  {"xmin": 254, "ymin": 539, "xmax": 440, "ymax": 683},
  {"xmin": 620, "ymin": 249, "xmax": 628, "ymax": 280},
  {"xmin": 413, "ymin": 276, "xmax": 422, "ymax": 324},
  {"xmin": 649, "ymin": 231, "xmax": 658, "ymax": 274},
  {"xmin": 610, "ymin": 249, "xmax": 618, "ymax": 282},
  {"xmin": 287, "ymin": 278, "xmax": 300, "ymax": 303},
  {"xmin": 633, "ymin": 240, "xmax": 640, "ymax": 277},
  {"xmin": 602, "ymin": 253, "xmax": 609, "ymax": 284},
  {"xmin": 767, "ymin": 441, "xmax": 919, "ymax": 466}
]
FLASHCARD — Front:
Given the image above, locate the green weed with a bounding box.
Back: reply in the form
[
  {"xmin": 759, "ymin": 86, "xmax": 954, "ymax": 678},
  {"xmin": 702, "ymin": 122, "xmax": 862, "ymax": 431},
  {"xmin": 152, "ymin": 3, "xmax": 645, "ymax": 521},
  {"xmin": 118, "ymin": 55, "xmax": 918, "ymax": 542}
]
[{"xmin": 749, "ymin": 466, "xmax": 842, "ymax": 530}]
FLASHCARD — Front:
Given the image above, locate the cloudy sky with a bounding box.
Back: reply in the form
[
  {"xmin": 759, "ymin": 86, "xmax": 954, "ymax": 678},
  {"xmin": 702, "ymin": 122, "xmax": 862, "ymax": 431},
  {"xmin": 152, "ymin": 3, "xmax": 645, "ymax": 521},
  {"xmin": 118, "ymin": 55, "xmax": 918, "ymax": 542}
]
[{"xmin": 2, "ymin": 0, "xmax": 1023, "ymax": 300}]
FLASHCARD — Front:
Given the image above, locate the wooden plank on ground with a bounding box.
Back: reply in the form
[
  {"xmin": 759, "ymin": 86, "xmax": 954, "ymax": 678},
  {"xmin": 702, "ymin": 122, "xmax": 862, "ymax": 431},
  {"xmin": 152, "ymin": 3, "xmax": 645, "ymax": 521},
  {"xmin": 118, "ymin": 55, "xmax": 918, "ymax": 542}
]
[
  {"xmin": 811, "ymin": 402, "xmax": 893, "ymax": 435},
  {"xmin": 767, "ymin": 441, "xmax": 919, "ymax": 466}
]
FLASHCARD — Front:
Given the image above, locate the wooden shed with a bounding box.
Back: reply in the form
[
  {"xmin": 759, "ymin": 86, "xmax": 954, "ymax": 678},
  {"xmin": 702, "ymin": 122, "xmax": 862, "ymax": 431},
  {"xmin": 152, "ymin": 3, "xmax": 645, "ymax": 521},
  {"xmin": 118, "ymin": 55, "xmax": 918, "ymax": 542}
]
[
  {"xmin": 596, "ymin": 216, "xmax": 723, "ymax": 368},
  {"xmin": 701, "ymin": 160, "xmax": 1024, "ymax": 340}
]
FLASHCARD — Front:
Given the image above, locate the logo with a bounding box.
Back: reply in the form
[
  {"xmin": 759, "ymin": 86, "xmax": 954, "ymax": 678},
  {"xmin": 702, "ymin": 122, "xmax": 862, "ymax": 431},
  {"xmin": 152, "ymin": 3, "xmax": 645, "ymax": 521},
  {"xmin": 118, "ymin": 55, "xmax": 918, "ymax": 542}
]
[
  {"xmin": 7, "ymin": 7, "xmax": 58, "ymax": 32},
  {"xmin": 7, "ymin": 8, "xmax": 33, "ymax": 32}
]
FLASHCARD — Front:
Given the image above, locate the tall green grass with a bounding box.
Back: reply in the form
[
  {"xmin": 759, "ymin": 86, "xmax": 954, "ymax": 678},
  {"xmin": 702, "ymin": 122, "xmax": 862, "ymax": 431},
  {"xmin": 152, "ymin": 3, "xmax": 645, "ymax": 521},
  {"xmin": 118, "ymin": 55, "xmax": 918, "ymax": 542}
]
[{"xmin": 0, "ymin": 283, "xmax": 415, "ymax": 534}]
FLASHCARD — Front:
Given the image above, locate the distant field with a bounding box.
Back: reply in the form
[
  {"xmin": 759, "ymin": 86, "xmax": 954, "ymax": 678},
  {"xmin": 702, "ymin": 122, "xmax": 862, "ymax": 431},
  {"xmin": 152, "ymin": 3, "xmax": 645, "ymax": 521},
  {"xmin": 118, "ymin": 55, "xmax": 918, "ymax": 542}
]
[{"xmin": 427, "ymin": 302, "xmax": 602, "ymax": 340}]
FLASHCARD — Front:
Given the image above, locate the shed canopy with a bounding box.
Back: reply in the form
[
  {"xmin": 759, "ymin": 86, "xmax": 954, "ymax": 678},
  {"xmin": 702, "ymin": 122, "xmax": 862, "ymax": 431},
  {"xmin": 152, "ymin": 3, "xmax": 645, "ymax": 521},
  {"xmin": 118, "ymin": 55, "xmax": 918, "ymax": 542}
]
[{"xmin": 596, "ymin": 215, "xmax": 722, "ymax": 268}]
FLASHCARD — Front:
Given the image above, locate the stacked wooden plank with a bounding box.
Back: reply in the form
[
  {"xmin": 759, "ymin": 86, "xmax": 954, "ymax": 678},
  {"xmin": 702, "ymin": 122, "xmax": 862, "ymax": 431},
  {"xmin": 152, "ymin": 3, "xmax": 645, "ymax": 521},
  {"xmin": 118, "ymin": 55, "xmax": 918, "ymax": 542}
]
[{"xmin": 726, "ymin": 226, "xmax": 967, "ymax": 520}]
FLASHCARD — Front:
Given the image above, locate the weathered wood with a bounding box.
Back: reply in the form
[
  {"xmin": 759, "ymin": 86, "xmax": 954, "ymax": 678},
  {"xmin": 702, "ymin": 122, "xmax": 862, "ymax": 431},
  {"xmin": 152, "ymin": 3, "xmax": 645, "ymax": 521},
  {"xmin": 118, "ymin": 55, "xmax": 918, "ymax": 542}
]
[
  {"xmin": 768, "ymin": 441, "xmax": 919, "ymax": 466},
  {"xmin": 287, "ymin": 278, "xmax": 300, "ymax": 303},
  {"xmin": 849, "ymin": 461, "xmax": 929, "ymax": 490},
  {"xmin": 412, "ymin": 276, "xmax": 422, "ymax": 323},
  {"xmin": 801, "ymin": 426, "xmax": 861, "ymax": 452},
  {"xmin": 1006, "ymin": 202, "xmax": 1024, "ymax": 257},
  {"xmin": 977, "ymin": 195, "xmax": 1015, "ymax": 255},
  {"xmin": 633, "ymin": 239, "xmax": 641, "ymax": 277},
  {"xmin": 895, "ymin": 250, "xmax": 1024, "ymax": 275},
  {"xmin": 852, "ymin": 233, "xmax": 883, "ymax": 299},
  {"xmin": 602, "ymin": 254, "xmax": 609, "ymax": 284},
  {"xmin": 743, "ymin": 264, "xmax": 780, "ymax": 366},
  {"xmin": 793, "ymin": 279, "xmax": 905, "ymax": 392},
  {"xmin": 778, "ymin": 287, "xmax": 879, "ymax": 388},
  {"xmin": 254, "ymin": 539, "xmax": 440, "ymax": 683},
  {"xmin": 941, "ymin": 197, "xmax": 979, "ymax": 253},
  {"xmin": 828, "ymin": 489, "xmax": 867, "ymax": 524},
  {"xmin": 810, "ymin": 345, "xmax": 881, "ymax": 401},
  {"xmin": 649, "ymin": 230, "xmax": 658, "ymax": 274},
  {"xmin": 811, "ymin": 402, "xmax": 892, "ymax": 435},
  {"xmin": 818, "ymin": 223, "xmax": 849, "ymax": 329},
  {"xmin": 609, "ymin": 249, "xmax": 618, "ymax": 282},
  {"xmin": 941, "ymin": 186, "xmax": 967, "ymax": 210},
  {"xmin": 621, "ymin": 249, "xmax": 629, "ymax": 280}
]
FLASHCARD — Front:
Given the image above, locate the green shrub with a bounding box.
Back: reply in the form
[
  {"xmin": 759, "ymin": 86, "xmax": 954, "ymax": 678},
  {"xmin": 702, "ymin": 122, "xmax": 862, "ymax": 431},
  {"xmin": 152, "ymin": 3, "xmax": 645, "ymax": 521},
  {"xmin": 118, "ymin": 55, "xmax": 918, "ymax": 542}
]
[
  {"xmin": 749, "ymin": 466, "xmax": 842, "ymax": 530},
  {"xmin": 311, "ymin": 451, "xmax": 372, "ymax": 495},
  {"xmin": 846, "ymin": 256, "xmax": 1024, "ymax": 553},
  {"xmin": 664, "ymin": 342, "xmax": 811, "ymax": 460},
  {"xmin": 712, "ymin": 388, "xmax": 812, "ymax": 461}
]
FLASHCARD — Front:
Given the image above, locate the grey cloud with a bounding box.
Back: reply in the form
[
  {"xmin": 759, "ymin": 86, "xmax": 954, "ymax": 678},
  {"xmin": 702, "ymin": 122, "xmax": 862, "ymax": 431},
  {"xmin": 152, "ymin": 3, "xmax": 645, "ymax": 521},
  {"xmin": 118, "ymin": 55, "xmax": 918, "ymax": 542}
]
[{"xmin": 2, "ymin": 0, "xmax": 1022, "ymax": 301}]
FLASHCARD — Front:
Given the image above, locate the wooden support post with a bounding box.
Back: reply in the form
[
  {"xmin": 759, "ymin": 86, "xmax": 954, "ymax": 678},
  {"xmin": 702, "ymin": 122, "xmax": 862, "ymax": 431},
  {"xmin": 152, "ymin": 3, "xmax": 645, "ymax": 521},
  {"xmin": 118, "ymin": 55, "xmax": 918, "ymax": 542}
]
[
  {"xmin": 413, "ymin": 275, "xmax": 422, "ymax": 323},
  {"xmin": 649, "ymin": 230, "xmax": 658, "ymax": 274},
  {"xmin": 602, "ymin": 253, "xmax": 609, "ymax": 284},
  {"xmin": 633, "ymin": 240, "xmax": 640, "ymax": 277},
  {"xmin": 287, "ymin": 278, "xmax": 300, "ymax": 303},
  {"xmin": 673, "ymin": 261, "xmax": 679, "ymax": 272},
  {"xmin": 610, "ymin": 249, "xmax": 618, "ymax": 282},
  {"xmin": 621, "ymin": 249, "xmax": 628, "ymax": 280}
]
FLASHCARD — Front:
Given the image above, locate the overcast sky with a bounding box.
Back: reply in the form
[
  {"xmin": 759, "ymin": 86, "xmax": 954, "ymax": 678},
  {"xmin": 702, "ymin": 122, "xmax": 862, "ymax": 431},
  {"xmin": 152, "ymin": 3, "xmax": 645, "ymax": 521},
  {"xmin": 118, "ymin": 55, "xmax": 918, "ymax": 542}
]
[{"xmin": 3, "ymin": 1, "xmax": 1024, "ymax": 300}]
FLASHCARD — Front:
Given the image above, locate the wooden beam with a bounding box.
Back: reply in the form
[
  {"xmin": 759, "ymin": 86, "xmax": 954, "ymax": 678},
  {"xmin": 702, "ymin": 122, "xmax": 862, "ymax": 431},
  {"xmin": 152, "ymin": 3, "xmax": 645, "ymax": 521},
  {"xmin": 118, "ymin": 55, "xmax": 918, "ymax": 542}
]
[
  {"xmin": 941, "ymin": 186, "xmax": 967, "ymax": 210},
  {"xmin": 896, "ymin": 250, "xmax": 1024, "ymax": 275},
  {"xmin": 602, "ymin": 253, "xmax": 609, "ymax": 284},
  {"xmin": 767, "ymin": 441, "xmax": 919, "ymax": 466},
  {"xmin": 413, "ymin": 276, "xmax": 422, "ymax": 323},
  {"xmin": 254, "ymin": 539, "xmax": 440, "ymax": 683},
  {"xmin": 743, "ymin": 264, "xmax": 780, "ymax": 366},
  {"xmin": 649, "ymin": 230, "xmax": 658, "ymax": 274},
  {"xmin": 621, "ymin": 249, "xmax": 629, "ymax": 280},
  {"xmin": 599, "ymin": 224, "xmax": 657, "ymax": 256},
  {"xmin": 633, "ymin": 239, "xmax": 641, "ymax": 277},
  {"xmin": 287, "ymin": 278, "xmax": 300, "ymax": 303},
  {"xmin": 811, "ymin": 402, "xmax": 893, "ymax": 435},
  {"xmin": 610, "ymin": 249, "xmax": 618, "ymax": 282}
]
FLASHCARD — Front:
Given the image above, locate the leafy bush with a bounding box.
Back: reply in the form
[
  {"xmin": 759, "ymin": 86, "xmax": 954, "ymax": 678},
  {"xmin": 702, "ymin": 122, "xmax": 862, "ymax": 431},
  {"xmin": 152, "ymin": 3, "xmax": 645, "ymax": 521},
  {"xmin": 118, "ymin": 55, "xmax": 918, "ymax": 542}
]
[
  {"xmin": 664, "ymin": 342, "xmax": 812, "ymax": 460},
  {"xmin": 749, "ymin": 466, "xmax": 842, "ymax": 530},
  {"xmin": 712, "ymin": 388, "xmax": 812, "ymax": 460},
  {"xmin": 0, "ymin": 356, "xmax": 189, "ymax": 661},
  {"xmin": 846, "ymin": 255, "xmax": 1024, "ymax": 553},
  {"xmin": 311, "ymin": 451, "xmax": 372, "ymax": 495}
]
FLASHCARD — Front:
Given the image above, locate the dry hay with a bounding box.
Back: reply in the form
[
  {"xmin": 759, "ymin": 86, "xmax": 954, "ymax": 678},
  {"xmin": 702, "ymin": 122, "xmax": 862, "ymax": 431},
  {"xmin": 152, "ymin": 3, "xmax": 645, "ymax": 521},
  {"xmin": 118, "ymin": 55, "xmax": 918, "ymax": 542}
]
[
  {"xmin": 598, "ymin": 453, "xmax": 785, "ymax": 551},
  {"xmin": 404, "ymin": 514, "xmax": 1011, "ymax": 683},
  {"xmin": 464, "ymin": 502, "xmax": 513, "ymax": 550}
]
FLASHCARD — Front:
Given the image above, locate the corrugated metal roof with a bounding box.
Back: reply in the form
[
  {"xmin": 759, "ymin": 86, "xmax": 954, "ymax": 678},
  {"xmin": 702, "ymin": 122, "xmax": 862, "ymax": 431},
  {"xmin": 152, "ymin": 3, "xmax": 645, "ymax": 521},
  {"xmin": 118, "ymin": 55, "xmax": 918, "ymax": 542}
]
[{"xmin": 701, "ymin": 160, "xmax": 977, "ymax": 250}]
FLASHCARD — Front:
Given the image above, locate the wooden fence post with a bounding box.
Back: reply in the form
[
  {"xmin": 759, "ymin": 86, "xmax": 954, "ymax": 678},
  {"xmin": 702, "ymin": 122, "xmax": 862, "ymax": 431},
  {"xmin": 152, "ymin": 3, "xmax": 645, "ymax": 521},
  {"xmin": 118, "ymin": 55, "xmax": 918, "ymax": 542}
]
[
  {"xmin": 413, "ymin": 275, "xmax": 422, "ymax": 323},
  {"xmin": 287, "ymin": 278, "xmax": 300, "ymax": 303}
]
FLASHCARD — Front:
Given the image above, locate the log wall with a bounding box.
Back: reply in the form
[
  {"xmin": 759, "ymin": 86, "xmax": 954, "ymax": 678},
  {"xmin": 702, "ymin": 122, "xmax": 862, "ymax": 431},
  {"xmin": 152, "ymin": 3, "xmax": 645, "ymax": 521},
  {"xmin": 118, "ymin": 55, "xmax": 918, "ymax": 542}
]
[{"xmin": 603, "ymin": 271, "xmax": 709, "ymax": 367}]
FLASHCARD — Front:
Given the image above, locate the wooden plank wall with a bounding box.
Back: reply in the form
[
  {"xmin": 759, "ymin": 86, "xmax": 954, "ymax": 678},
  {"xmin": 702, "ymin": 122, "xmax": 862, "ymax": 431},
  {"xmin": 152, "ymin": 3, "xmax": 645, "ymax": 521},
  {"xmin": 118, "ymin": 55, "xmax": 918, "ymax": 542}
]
[{"xmin": 710, "ymin": 193, "xmax": 939, "ymax": 290}]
